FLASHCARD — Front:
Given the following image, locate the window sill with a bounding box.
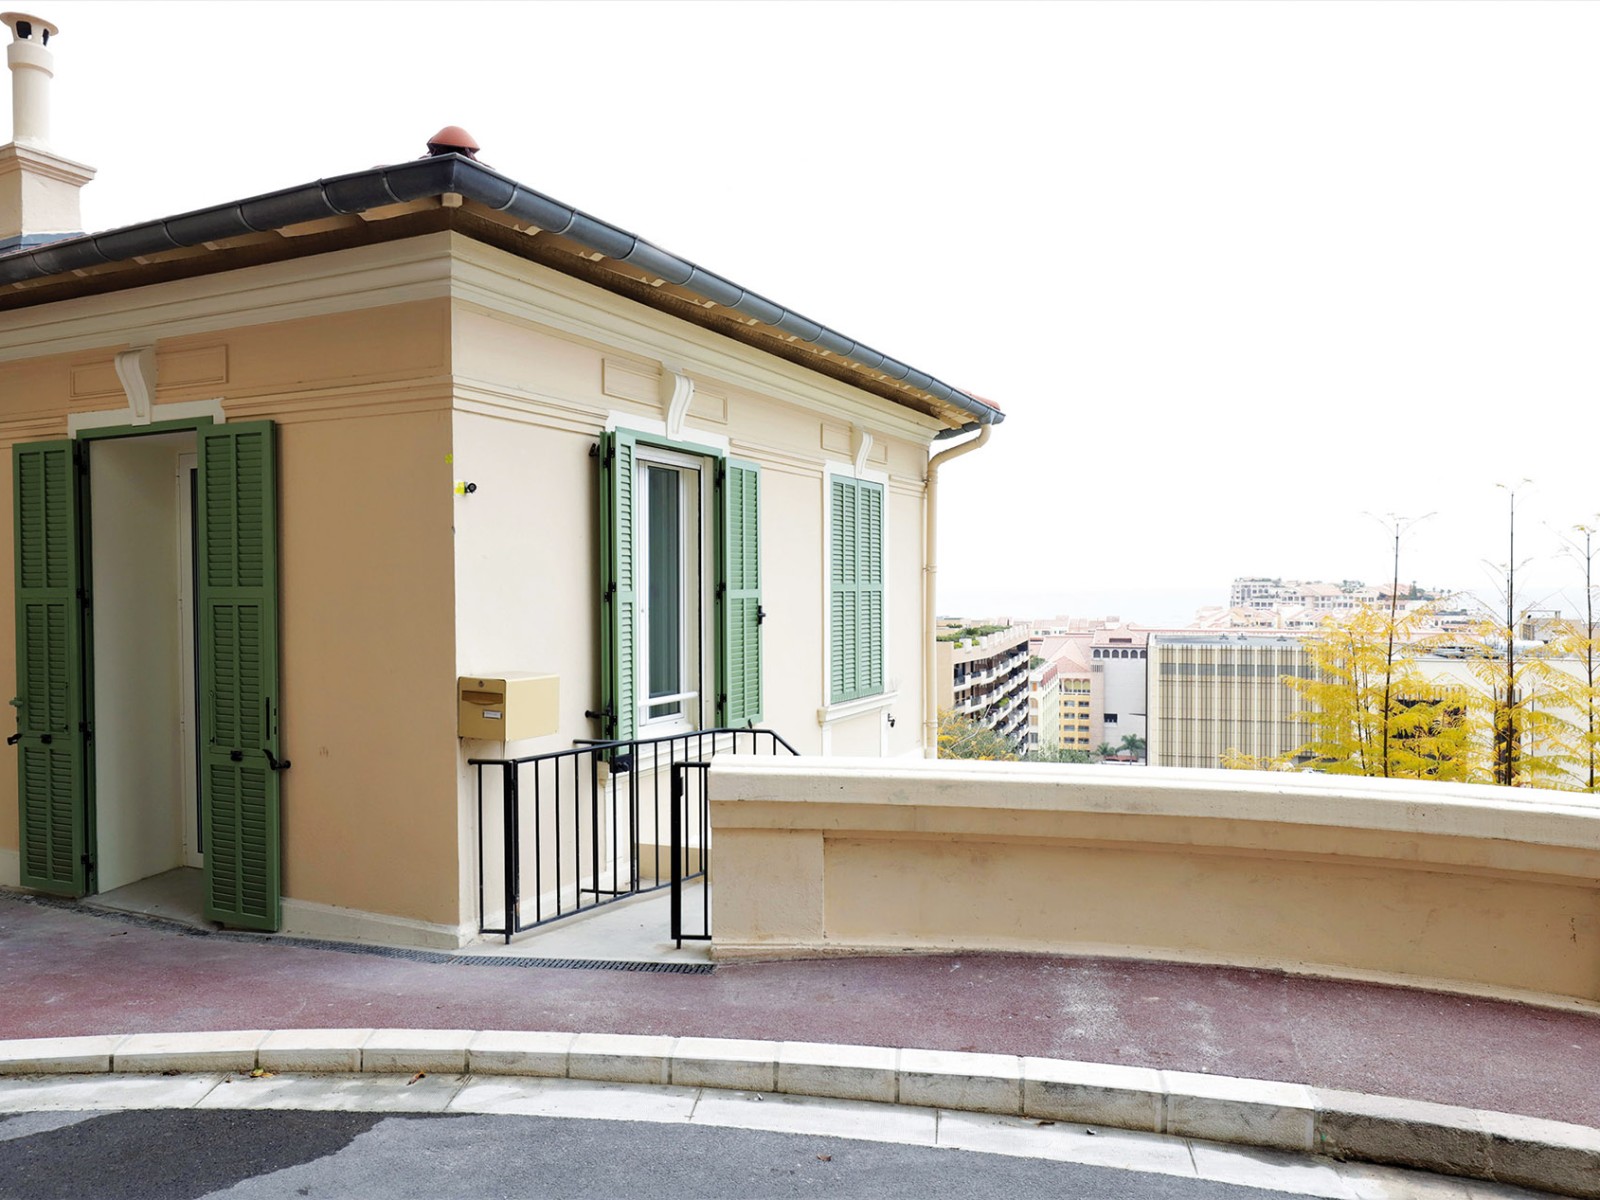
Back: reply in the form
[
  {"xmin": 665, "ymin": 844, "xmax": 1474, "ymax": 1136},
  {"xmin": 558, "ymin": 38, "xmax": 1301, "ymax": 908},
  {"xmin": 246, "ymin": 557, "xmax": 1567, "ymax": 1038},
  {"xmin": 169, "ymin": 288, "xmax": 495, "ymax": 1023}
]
[{"xmin": 817, "ymin": 690, "xmax": 899, "ymax": 728}]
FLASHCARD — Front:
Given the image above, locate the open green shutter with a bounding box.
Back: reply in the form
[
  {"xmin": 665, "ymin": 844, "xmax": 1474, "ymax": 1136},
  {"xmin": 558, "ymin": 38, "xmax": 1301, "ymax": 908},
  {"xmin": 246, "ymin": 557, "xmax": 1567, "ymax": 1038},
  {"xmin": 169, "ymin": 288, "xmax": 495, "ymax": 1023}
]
[
  {"xmin": 860, "ymin": 480, "xmax": 884, "ymax": 696},
  {"xmin": 718, "ymin": 458, "xmax": 762, "ymax": 726},
  {"xmin": 598, "ymin": 430, "xmax": 639, "ymax": 743},
  {"xmin": 12, "ymin": 440, "xmax": 87, "ymax": 896},
  {"xmin": 198, "ymin": 421, "xmax": 281, "ymax": 931},
  {"xmin": 829, "ymin": 478, "xmax": 858, "ymax": 703}
]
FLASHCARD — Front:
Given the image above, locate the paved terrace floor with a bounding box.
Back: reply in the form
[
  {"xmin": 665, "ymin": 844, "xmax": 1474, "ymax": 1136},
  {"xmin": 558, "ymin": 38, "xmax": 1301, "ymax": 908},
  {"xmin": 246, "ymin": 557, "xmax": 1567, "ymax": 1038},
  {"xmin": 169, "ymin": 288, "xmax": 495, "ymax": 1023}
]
[{"xmin": 2, "ymin": 890, "xmax": 1595, "ymax": 1132}]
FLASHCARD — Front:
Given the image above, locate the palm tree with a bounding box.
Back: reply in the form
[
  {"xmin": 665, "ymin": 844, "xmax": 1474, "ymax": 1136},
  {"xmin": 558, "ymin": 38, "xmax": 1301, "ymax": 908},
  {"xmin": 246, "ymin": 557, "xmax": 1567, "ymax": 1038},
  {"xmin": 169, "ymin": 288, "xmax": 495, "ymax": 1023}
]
[
  {"xmin": 1094, "ymin": 742, "xmax": 1117, "ymax": 760},
  {"xmin": 1119, "ymin": 734, "xmax": 1147, "ymax": 761}
]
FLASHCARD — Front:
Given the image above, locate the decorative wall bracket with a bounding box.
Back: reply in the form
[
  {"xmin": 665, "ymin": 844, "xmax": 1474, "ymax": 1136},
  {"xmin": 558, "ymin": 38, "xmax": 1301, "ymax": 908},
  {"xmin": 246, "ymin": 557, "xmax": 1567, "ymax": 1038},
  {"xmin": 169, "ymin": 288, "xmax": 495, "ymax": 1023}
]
[
  {"xmin": 851, "ymin": 425, "xmax": 875, "ymax": 476},
  {"xmin": 113, "ymin": 346, "xmax": 156, "ymax": 425},
  {"xmin": 661, "ymin": 366, "xmax": 695, "ymax": 440}
]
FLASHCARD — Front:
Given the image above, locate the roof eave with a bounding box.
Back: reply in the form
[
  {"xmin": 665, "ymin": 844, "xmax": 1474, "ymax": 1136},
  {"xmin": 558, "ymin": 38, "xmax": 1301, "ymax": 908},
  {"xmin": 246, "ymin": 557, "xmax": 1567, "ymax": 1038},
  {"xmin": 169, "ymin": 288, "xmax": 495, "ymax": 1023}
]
[{"xmin": 0, "ymin": 155, "xmax": 1004, "ymax": 430}]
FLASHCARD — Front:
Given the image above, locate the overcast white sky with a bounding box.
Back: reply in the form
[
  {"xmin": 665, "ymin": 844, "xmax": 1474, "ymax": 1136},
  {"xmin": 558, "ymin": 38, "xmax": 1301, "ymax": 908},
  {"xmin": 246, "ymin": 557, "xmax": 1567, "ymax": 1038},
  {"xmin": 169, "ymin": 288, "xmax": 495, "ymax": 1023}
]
[{"xmin": 25, "ymin": 1, "xmax": 1600, "ymax": 624}]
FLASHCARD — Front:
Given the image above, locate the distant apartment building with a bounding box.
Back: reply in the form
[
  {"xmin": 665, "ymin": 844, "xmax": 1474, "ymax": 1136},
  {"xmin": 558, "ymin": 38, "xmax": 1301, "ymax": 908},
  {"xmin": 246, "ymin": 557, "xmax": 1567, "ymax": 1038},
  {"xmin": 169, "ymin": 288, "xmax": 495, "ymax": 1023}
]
[
  {"xmin": 1090, "ymin": 626, "xmax": 1149, "ymax": 746},
  {"xmin": 1027, "ymin": 658, "xmax": 1062, "ymax": 754},
  {"xmin": 1038, "ymin": 636, "xmax": 1098, "ymax": 751},
  {"xmin": 1146, "ymin": 634, "xmax": 1315, "ymax": 769},
  {"xmin": 938, "ymin": 621, "xmax": 1032, "ymax": 749},
  {"xmin": 1228, "ymin": 577, "xmax": 1445, "ymax": 613}
]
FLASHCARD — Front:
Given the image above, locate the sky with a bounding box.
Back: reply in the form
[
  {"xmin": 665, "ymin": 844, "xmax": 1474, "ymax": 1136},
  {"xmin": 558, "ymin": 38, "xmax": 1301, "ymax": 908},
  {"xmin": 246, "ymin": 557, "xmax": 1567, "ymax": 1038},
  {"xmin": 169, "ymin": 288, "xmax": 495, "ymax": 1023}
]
[{"xmin": 20, "ymin": 1, "xmax": 1600, "ymax": 625}]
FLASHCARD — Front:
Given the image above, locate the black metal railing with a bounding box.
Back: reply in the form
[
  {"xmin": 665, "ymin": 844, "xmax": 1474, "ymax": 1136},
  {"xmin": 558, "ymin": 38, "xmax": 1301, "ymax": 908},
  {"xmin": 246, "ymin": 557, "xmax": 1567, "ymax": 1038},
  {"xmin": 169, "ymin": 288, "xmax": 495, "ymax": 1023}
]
[
  {"xmin": 670, "ymin": 761, "xmax": 711, "ymax": 947},
  {"xmin": 470, "ymin": 727, "xmax": 798, "ymax": 943}
]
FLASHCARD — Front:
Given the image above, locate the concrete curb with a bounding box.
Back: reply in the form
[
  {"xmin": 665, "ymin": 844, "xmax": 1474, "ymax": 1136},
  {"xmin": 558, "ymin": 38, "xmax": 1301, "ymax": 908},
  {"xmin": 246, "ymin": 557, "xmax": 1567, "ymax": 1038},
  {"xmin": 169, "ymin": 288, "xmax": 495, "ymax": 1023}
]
[{"xmin": 1, "ymin": 1030, "xmax": 1594, "ymax": 1196}]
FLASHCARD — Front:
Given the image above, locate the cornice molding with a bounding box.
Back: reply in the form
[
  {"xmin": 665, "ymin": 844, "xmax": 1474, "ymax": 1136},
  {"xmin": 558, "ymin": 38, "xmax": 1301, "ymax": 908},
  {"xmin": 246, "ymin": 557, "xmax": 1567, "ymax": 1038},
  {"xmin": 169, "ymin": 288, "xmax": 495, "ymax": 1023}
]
[
  {"xmin": 447, "ymin": 237, "xmax": 945, "ymax": 447},
  {"xmin": 0, "ymin": 235, "xmax": 455, "ymax": 363}
]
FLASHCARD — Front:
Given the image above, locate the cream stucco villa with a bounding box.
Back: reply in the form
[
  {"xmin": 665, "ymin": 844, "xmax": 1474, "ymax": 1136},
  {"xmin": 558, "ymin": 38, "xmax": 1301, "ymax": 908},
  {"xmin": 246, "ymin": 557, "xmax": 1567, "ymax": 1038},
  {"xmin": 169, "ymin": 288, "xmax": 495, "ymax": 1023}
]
[{"xmin": 0, "ymin": 14, "xmax": 1002, "ymax": 947}]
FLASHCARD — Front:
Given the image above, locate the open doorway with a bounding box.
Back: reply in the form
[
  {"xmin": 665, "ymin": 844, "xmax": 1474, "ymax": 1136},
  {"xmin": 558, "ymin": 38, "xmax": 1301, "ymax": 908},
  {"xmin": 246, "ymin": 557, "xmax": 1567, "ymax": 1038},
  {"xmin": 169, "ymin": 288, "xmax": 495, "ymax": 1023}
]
[{"xmin": 81, "ymin": 430, "xmax": 205, "ymax": 924}]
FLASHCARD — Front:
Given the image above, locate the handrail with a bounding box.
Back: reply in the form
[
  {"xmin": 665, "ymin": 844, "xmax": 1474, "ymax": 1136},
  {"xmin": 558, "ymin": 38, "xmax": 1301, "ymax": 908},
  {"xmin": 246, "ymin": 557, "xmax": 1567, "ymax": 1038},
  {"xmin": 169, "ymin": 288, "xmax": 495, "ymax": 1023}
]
[
  {"xmin": 473, "ymin": 727, "xmax": 799, "ymax": 943},
  {"xmin": 470, "ymin": 725, "xmax": 800, "ymax": 767}
]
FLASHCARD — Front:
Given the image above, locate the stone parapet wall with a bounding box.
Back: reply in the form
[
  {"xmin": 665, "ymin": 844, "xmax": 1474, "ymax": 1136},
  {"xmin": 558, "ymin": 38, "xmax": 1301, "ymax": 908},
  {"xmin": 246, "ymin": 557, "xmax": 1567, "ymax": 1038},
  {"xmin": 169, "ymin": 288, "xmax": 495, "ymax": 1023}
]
[{"xmin": 710, "ymin": 758, "xmax": 1600, "ymax": 1007}]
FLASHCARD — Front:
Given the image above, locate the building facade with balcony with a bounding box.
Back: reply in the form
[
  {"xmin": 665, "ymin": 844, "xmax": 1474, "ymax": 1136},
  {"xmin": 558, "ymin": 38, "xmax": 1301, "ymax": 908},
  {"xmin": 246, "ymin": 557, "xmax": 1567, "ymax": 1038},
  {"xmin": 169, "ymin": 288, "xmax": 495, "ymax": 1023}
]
[
  {"xmin": 937, "ymin": 622, "xmax": 1032, "ymax": 750},
  {"xmin": 1026, "ymin": 658, "xmax": 1061, "ymax": 754}
]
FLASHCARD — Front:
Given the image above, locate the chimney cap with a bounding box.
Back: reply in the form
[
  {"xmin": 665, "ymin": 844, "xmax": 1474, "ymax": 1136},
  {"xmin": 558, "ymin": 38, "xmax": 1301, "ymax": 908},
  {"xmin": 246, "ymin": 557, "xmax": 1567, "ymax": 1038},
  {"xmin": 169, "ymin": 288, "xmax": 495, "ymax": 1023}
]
[
  {"xmin": 426, "ymin": 125, "xmax": 479, "ymax": 159},
  {"xmin": 1, "ymin": 12, "xmax": 58, "ymax": 41}
]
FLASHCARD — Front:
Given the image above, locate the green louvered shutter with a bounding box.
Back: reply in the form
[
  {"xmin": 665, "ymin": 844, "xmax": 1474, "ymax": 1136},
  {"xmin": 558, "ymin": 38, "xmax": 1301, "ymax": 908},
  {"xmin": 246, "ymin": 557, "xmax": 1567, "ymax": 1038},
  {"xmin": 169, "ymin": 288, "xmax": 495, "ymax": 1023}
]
[
  {"xmin": 859, "ymin": 480, "xmax": 885, "ymax": 697},
  {"xmin": 12, "ymin": 440, "xmax": 87, "ymax": 896},
  {"xmin": 717, "ymin": 458, "xmax": 762, "ymax": 726},
  {"xmin": 829, "ymin": 476, "xmax": 885, "ymax": 704},
  {"xmin": 598, "ymin": 430, "xmax": 639, "ymax": 743},
  {"xmin": 198, "ymin": 422, "xmax": 282, "ymax": 931}
]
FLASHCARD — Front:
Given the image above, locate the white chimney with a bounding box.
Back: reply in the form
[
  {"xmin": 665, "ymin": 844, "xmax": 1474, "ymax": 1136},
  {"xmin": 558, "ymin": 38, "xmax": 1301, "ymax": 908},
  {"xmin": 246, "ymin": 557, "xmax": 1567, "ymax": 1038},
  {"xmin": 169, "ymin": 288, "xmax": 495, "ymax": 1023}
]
[{"xmin": 0, "ymin": 11, "xmax": 94, "ymax": 250}]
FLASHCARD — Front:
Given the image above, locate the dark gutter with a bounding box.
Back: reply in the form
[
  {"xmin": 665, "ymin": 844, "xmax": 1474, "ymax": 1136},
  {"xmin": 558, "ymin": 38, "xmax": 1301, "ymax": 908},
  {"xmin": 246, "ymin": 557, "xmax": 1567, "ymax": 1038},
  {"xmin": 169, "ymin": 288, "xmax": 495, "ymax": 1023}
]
[{"xmin": 0, "ymin": 155, "xmax": 1003, "ymax": 428}]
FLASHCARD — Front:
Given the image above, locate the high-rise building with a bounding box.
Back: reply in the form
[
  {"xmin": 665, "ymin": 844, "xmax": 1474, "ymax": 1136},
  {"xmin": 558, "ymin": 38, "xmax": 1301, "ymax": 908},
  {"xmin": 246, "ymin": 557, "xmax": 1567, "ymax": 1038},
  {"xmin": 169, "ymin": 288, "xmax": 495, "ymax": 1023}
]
[{"xmin": 937, "ymin": 622, "xmax": 1032, "ymax": 749}]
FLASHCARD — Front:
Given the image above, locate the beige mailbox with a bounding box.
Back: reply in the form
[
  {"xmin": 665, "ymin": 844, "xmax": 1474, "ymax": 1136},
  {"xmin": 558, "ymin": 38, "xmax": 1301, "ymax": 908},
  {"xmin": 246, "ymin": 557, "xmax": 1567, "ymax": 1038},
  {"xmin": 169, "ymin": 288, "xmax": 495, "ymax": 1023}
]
[{"xmin": 458, "ymin": 674, "xmax": 559, "ymax": 741}]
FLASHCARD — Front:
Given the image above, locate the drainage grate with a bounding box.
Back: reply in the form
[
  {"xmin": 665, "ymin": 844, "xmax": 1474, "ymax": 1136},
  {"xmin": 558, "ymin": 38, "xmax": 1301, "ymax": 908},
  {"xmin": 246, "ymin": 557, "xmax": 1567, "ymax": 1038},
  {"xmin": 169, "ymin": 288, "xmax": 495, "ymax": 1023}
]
[
  {"xmin": 453, "ymin": 956, "xmax": 715, "ymax": 974},
  {"xmin": 2, "ymin": 890, "xmax": 714, "ymax": 973}
]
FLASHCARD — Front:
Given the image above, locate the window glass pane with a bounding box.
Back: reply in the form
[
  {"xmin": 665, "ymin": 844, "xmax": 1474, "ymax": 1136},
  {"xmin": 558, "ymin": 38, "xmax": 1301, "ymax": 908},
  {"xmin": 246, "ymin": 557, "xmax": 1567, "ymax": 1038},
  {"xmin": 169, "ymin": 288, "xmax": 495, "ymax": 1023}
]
[{"xmin": 645, "ymin": 464, "xmax": 682, "ymax": 717}]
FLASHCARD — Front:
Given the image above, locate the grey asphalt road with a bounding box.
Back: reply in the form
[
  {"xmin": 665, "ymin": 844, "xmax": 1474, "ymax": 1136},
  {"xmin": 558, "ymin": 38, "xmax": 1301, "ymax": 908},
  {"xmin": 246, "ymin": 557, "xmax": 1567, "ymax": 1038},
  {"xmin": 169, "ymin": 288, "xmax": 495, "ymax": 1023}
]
[{"xmin": 0, "ymin": 1109, "xmax": 1301, "ymax": 1200}]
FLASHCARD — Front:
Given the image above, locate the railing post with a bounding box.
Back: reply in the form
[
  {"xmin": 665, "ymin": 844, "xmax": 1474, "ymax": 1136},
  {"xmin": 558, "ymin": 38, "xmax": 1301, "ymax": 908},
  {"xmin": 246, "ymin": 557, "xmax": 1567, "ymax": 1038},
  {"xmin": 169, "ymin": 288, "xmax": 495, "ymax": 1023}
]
[
  {"xmin": 700, "ymin": 761, "xmax": 711, "ymax": 940},
  {"xmin": 475, "ymin": 765, "xmax": 486, "ymax": 936},
  {"xmin": 503, "ymin": 762, "xmax": 520, "ymax": 944},
  {"xmin": 670, "ymin": 764, "xmax": 684, "ymax": 948}
]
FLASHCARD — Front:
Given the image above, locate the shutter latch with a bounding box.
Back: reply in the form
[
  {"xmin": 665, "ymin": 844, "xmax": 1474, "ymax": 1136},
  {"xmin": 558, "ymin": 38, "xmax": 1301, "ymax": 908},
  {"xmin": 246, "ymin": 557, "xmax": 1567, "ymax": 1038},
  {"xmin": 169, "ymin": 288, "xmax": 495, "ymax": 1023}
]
[
  {"xmin": 263, "ymin": 747, "xmax": 291, "ymax": 772},
  {"xmin": 757, "ymin": 606, "xmax": 767, "ymax": 625}
]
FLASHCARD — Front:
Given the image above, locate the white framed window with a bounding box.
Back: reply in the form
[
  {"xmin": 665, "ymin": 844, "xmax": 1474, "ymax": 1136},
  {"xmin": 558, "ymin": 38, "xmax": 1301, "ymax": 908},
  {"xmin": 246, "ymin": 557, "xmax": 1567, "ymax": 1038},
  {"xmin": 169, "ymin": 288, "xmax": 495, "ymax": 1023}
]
[
  {"xmin": 597, "ymin": 428, "xmax": 765, "ymax": 744},
  {"xmin": 635, "ymin": 445, "xmax": 712, "ymax": 732}
]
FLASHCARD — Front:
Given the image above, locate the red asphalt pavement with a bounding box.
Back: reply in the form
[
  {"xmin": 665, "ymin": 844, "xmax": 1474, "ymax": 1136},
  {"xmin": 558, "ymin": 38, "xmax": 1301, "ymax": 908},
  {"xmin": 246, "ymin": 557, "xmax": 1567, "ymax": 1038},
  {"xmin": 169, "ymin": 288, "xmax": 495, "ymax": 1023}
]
[{"xmin": 2, "ymin": 891, "xmax": 1595, "ymax": 1130}]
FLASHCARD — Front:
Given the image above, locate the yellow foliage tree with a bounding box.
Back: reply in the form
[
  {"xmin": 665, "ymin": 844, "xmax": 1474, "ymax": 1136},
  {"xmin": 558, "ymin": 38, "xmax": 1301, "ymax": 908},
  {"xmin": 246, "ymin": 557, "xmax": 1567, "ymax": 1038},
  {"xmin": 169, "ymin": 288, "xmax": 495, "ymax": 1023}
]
[
  {"xmin": 1285, "ymin": 605, "xmax": 1474, "ymax": 781},
  {"xmin": 1542, "ymin": 524, "xmax": 1600, "ymax": 791},
  {"xmin": 936, "ymin": 708, "xmax": 1018, "ymax": 761},
  {"xmin": 1463, "ymin": 617, "xmax": 1574, "ymax": 787},
  {"xmin": 1461, "ymin": 485, "xmax": 1577, "ymax": 788}
]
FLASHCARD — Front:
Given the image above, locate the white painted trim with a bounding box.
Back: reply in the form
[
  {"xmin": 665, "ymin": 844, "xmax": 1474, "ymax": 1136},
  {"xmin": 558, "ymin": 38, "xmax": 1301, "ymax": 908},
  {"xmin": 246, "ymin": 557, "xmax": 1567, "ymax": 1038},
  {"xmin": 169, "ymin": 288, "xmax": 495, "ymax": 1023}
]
[
  {"xmin": 68, "ymin": 398, "xmax": 225, "ymax": 437},
  {"xmin": 0, "ymin": 847, "xmax": 18, "ymax": 888},
  {"xmin": 817, "ymin": 690, "xmax": 899, "ymax": 726},
  {"xmin": 452, "ymin": 238, "xmax": 946, "ymax": 445},
  {"xmin": 279, "ymin": 896, "xmax": 472, "ymax": 952},
  {"xmin": 817, "ymin": 689, "xmax": 899, "ymax": 757},
  {"xmin": 0, "ymin": 236, "xmax": 455, "ymax": 363},
  {"xmin": 605, "ymin": 412, "xmax": 730, "ymax": 456}
]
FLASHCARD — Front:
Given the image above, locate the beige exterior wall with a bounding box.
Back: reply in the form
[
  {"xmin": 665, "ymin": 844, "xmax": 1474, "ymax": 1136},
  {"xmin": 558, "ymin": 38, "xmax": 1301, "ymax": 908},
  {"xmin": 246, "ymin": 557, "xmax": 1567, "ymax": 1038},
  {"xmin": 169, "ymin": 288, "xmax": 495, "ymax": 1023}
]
[
  {"xmin": 448, "ymin": 237, "xmax": 932, "ymax": 760},
  {"xmin": 0, "ymin": 296, "xmax": 462, "ymax": 932},
  {"xmin": 712, "ymin": 757, "xmax": 1600, "ymax": 1008},
  {"xmin": 0, "ymin": 231, "xmax": 945, "ymax": 942}
]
